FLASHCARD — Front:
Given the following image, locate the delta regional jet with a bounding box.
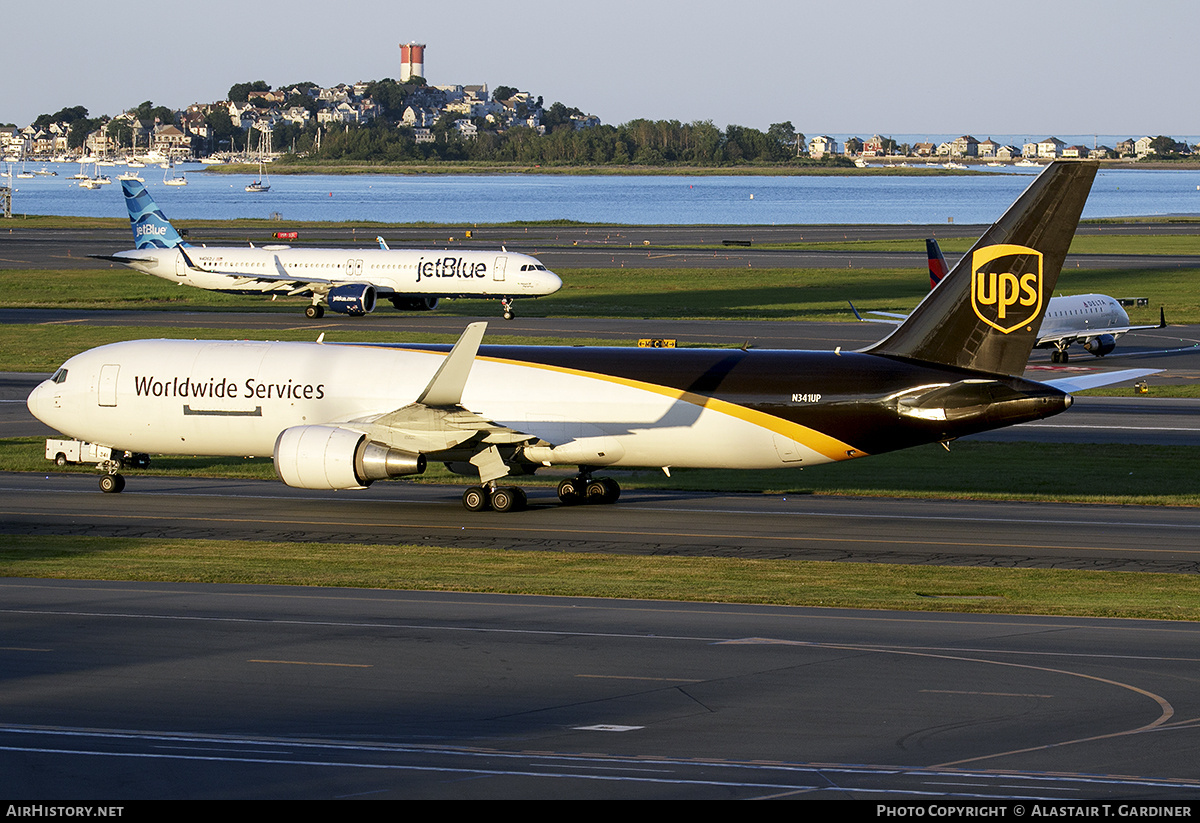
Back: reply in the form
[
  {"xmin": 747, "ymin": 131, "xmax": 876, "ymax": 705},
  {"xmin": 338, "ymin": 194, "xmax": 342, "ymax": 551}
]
[
  {"xmin": 855, "ymin": 238, "xmax": 1165, "ymax": 363},
  {"xmin": 96, "ymin": 180, "xmax": 562, "ymax": 320},
  {"xmin": 31, "ymin": 162, "xmax": 1156, "ymax": 511}
]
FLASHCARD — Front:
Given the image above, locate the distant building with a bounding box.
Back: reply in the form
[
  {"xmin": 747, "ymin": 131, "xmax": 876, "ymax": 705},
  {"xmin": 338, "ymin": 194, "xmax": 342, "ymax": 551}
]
[
  {"xmin": 808, "ymin": 135, "xmax": 839, "ymax": 158},
  {"xmin": 949, "ymin": 135, "xmax": 979, "ymax": 157},
  {"xmin": 1034, "ymin": 137, "xmax": 1065, "ymax": 158}
]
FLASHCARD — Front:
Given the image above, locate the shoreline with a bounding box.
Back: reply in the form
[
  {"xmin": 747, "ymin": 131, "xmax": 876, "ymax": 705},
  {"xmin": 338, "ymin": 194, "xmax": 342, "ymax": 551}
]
[{"xmin": 202, "ymin": 158, "xmax": 1200, "ymax": 177}]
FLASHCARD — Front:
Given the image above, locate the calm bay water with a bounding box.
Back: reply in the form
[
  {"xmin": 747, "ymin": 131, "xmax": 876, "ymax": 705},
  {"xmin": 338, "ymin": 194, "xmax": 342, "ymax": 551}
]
[{"xmin": 6, "ymin": 163, "xmax": 1200, "ymax": 225}]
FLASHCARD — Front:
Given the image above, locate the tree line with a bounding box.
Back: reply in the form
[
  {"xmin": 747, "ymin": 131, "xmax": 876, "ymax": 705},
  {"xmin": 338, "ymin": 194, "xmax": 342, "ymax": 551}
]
[{"xmin": 279, "ymin": 118, "xmax": 849, "ymax": 168}]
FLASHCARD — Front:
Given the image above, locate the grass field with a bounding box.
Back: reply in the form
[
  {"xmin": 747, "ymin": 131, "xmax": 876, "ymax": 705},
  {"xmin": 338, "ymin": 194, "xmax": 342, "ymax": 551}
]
[
  {"xmin": 2, "ymin": 534, "xmax": 1199, "ymax": 620},
  {"xmin": 0, "ymin": 262, "xmax": 1184, "ymax": 325}
]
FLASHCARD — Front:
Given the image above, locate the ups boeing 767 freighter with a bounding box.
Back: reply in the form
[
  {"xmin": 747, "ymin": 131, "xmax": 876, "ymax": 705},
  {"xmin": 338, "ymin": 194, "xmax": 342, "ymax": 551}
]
[{"xmin": 31, "ymin": 162, "xmax": 1154, "ymax": 511}]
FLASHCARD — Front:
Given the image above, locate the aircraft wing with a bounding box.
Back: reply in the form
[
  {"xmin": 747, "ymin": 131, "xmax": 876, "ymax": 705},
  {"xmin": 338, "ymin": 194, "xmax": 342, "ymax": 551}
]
[
  {"xmin": 344, "ymin": 322, "xmax": 542, "ymax": 482},
  {"xmin": 848, "ymin": 301, "xmax": 908, "ymax": 324}
]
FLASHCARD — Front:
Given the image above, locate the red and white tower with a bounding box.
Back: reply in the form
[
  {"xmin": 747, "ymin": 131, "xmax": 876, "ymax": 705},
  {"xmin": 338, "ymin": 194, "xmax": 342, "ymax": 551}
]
[{"xmin": 399, "ymin": 43, "xmax": 426, "ymax": 83}]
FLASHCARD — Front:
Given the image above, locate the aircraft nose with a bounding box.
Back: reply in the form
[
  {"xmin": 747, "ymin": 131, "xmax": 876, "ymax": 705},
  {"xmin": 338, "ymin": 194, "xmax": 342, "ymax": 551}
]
[
  {"xmin": 542, "ymin": 270, "xmax": 563, "ymax": 294},
  {"xmin": 26, "ymin": 380, "xmax": 49, "ymax": 422}
]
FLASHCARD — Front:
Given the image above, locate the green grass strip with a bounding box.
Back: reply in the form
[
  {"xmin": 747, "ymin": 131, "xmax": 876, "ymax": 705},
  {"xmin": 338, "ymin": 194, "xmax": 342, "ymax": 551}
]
[
  {"xmin": 2, "ymin": 534, "xmax": 1199, "ymax": 620},
  {"xmin": 0, "ymin": 264, "xmax": 1181, "ymax": 325}
]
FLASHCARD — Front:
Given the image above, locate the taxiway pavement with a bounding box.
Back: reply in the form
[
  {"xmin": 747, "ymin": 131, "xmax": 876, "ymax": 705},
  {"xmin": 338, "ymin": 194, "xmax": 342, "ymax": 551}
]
[{"xmin": 4, "ymin": 578, "xmax": 1200, "ymax": 799}]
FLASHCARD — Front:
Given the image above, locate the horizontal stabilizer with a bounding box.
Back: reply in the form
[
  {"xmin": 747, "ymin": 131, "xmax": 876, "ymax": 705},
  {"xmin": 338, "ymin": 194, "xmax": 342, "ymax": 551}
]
[{"xmin": 1039, "ymin": 368, "xmax": 1160, "ymax": 394}]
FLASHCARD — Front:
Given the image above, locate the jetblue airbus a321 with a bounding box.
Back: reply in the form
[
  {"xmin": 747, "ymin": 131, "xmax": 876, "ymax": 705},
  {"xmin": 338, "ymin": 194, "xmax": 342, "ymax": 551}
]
[
  {"xmin": 95, "ymin": 180, "xmax": 562, "ymax": 320},
  {"xmin": 33, "ymin": 162, "xmax": 1156, "ymax": 510}
]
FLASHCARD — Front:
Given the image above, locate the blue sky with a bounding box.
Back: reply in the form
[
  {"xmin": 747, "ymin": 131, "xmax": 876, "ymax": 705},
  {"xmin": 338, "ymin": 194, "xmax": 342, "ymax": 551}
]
[{"xmin": 7, "ymin": 0, "xmax": 1196, "ymax": 138}]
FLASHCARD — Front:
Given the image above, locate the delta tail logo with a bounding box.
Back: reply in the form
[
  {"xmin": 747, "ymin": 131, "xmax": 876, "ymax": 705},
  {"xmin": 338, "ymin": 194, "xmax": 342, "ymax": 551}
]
[{"xmin": 970, "ymin": 244, "xmax": 1043, "ymax": 334}]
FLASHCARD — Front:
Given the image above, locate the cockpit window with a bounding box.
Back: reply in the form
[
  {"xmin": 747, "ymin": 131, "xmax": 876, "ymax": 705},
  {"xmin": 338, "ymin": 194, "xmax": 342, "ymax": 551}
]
[{"xmin": 51, "ymin": 368, "xmax": 68, "ymax": 384}]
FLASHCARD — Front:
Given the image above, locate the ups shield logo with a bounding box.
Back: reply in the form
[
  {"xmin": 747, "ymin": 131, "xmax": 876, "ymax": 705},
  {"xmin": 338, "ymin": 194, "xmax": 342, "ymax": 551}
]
[{"xmin": 970, "ymin": 244, "xmax": 1043, "ymax": 334}]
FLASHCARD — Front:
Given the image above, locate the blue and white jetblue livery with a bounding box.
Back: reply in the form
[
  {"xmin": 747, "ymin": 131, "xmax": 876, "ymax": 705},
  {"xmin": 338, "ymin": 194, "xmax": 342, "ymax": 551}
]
[{"xmin": 98, "ymin": 180, "xmax": 562, "ymax": 320}]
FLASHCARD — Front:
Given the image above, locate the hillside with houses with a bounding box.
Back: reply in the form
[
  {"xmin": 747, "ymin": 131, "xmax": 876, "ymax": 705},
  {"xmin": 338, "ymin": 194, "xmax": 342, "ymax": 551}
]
[{"xmin": 2, "ymin": 77, "xmax": 1194, "ymax": 168}]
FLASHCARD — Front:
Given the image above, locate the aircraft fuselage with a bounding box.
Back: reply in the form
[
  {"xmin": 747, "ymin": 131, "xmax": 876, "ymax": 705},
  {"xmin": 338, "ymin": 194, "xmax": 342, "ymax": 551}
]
[
  {"xmin": 28, "ymin": 339, "xmax": 1071, "ymax": 473},
  {"xmin": 112, "ymin": 246, "xmax": 561, "ymax": 300}
]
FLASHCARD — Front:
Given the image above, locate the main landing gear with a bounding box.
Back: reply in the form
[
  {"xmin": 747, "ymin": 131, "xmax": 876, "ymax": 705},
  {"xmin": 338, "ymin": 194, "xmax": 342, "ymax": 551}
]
[
  {"xmin": 305, "ymin": 303, "xmax": 325, "ymax": 319},
  {"xmin": 462, "ymin": 483, "xmax": 528, "ymax": 513},
  {"xmin": 457, "ymin": 473, "xmax": 623, "ymax": 512},
  {"xmin": 557, "ymin": 473, "xmax": 621, "ymax": 506},
  {"xmin": 1050, "ymin": 347, "xmax": 1070, "ymax": 363}
]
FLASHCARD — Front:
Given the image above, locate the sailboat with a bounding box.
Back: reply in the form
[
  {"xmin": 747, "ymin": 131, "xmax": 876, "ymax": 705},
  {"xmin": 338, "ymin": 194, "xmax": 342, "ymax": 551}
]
[
  {"xmin": 163, "ymin": 163, "xmax": 187, "ymax": 186},
  {"xmin": 245, "ymin": 124, "xmax": 270, "ymax": 193}
]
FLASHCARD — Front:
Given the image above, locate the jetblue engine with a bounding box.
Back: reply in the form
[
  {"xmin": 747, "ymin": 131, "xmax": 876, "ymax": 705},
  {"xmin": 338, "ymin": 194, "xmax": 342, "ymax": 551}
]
[
  {"xmin": 391, "ymin": 296, "xmax": 440, "ymax": 312},
  {"xmin": 327, "ymin": 283, "xmax": 377, "ymax": 316},
  {"xmin": 273, "ymin": 425, "xmax": 425, "ymax": 490},
  {"xmin": 1083, "ymin": 334, "xmax": 1116, "ymax": 356}
]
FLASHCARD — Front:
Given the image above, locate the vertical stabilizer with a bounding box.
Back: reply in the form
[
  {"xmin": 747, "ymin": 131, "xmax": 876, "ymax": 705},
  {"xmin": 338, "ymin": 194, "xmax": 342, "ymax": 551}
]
[
  {"xmin": 122, "ymin": 180, "xmax": 185, "ymax": 249},
  {"xmin": 926, "ymin": 238, "xmax": 949, "ymax": 289},
  {"xmin": 867, "ymin": 161, "xmax": 1097, "ymax": 376}
]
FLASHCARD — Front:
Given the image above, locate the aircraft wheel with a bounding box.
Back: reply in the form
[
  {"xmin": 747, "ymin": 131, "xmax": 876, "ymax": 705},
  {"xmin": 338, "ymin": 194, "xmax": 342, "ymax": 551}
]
[
  {"xmin": 503, "ymin": 310, "xmax": 513, "ymax": 320},
  {"xmin": 1060, "ymin": 351, "xmax": 1070, "ymax": 363},
  {"xmin": 557, "ymin": 478, "xmax": 583, "ymax": 505},
  {"xmin": 600, "ymin": 477, "xmax": 620, "ymax": 502},
  {"xmin": 585, "ymin": 478, "xmax": 619, "ymax": 504},
  {"xmin": 305, "ymin": 305, "xmax": 325, "ymax": 319},
  {"xmin": 462, "ymin": 486, "xmax": 490, "ymax": 512},
  {"xmin": 490, "ymin": 486, "xmax": 526, "ymax": 513},
  {"xmin": 99, "ymin": 474, "xmax": 125, "ymax": 494},
  {"xmin": 54, "ymin": 453, "xmax": 68, "ymax": 467}
]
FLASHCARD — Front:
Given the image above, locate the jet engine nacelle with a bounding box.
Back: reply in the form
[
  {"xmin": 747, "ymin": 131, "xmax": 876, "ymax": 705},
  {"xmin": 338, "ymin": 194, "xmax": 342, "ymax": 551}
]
[
  {"xmin": 328, "ymin": 283, "xmax": 377, "ymax": 316},
  {"xmin": 1083, "ymin": 334, "xmax": 1116, "ymax": 356},
  {"xmin": 391, "ymin": 296, "xmax": 440, "ymax": 312},
  {"xmin": 273, "ymin": 425, "xmax": 426, "ymax": 490}
]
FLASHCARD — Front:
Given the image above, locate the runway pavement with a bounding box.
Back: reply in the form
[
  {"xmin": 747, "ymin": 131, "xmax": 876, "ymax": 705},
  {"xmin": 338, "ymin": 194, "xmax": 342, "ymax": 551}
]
[
  {"xmin": 4, "ymin": 578, "xmax": 1200, "ymax": 799},
  {"xmin": 6, "ymin": 222, "xmax": 1200, "ymax": 271}
]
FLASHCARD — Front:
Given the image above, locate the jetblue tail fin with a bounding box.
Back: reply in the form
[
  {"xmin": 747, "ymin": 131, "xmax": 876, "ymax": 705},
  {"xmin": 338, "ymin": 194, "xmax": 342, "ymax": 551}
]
[
  {"xmin": 867, "ymin": 161, "xmax": 1097, "ymax": 377},
  {"xmin": 122, "ymin": 179, "xmax": 185, "ymax": 249},
  {"xmin": 926, "ymin": 238, "xmax": 949, "ymax": 289}
]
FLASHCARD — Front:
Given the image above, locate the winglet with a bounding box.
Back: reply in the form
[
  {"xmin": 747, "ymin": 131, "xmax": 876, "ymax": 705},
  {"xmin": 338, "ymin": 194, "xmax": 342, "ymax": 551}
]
[{"xmin": 416, "ymin": 322, "xmax": 487, "ymax": 407}]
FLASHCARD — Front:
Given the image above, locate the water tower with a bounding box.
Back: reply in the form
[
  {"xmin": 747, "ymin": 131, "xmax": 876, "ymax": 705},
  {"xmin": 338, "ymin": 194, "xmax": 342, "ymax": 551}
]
[{"xmin": 399, "ymin": 43, "xmax": 426, "ymax": 82}]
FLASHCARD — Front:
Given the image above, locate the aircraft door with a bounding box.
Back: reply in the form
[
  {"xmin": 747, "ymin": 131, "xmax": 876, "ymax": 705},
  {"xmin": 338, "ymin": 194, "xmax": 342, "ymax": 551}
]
[
  {"xmin": 344, "ymin": 259, "xmax": 363, "ymax": 278},
  {"xmin": 174, "ymin": 249, "xmax": 189, "ymax": 279},
  {"xmin": 98, "ymin": 364, "xmax": 119, "ymax": 407},
  {"xmin": 493, "ymin": 256, "xmax": 507, "ymax": 282}
]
